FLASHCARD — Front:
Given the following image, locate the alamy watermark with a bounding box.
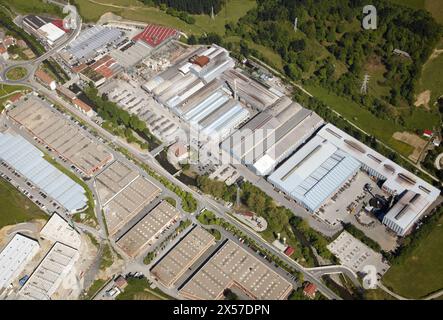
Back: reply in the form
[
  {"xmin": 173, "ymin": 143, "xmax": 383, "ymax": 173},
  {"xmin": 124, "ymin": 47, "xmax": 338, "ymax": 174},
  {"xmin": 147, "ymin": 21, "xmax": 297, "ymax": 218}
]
[{"xmin": 362, "ymin": 5, "xmax": 377, "ymax": 30}]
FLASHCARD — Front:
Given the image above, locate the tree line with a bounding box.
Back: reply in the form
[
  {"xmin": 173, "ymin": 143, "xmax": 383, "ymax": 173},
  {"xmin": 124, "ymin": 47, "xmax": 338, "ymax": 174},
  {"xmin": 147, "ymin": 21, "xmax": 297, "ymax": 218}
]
[{"xmin": 140, "ymin": 0, "xmax": 225, "ymax": 14}]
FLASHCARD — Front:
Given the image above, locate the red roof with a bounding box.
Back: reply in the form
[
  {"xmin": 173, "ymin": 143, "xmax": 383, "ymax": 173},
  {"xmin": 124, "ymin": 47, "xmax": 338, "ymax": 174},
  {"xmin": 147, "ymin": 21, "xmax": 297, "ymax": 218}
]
[
  {"xmin": 0, "ymin": 45, "xmax": 6, "ymax": 54},
  {"xmin": 35, "ymin": 69, "xmax": 55, "ymax": 85},
  {"xmin": 132, "ymin": 24, "xmax": 179, "ymax": 47},
  {"xmin": 284, "ymin": 246, "xmax": 295, "ymax": 256},
  {"xmin": 8, "ymin": 93, "xmax": 23, "ymax": 104},
  {"xmin": 423, "ymin": 130, "xmax": 433, "ymax": 136},
  {"xmin": 303, "ymin": 283, "xmax": 317, "ymax": 298},
  {"xmin": 73, "ymin": 98, "xmax": 92, "ymax": 113},
  {"xmin": 90, "ymin": 55, "xmax": 117, "ymax": 79},
  {"xmin": 51, "ymin": 19, "xmax": 69, "ymax": 33}
]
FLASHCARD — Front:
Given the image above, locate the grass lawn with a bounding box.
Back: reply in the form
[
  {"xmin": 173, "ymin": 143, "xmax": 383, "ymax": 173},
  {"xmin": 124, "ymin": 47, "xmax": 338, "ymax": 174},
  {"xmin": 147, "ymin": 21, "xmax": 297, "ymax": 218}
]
[
  {"xmin": 116, "ymin": 277, "xmax": 173, "ymax": 300},
  {"xmin": 84, "ymin": 278, "xmax": 107, "ymax": 300},
  {"xmin": 0, "ymin": 84, "xmax": 28, "ymax": 111},
  {"xmin": 5, "ymin": 67, "xmax": 28, "ymax": 81},
  {"xmin": 99, "ymin": 242, "xmax": 114, "ymax": 270},
  {"xmin": 74, "ymin": 0, "xmax": 256, "ymax": 36},
  {"xmin": 0, "ymin": 178, "xmax": 48, "ymax": 229},
  {"xmin": 4, "ymin": 0, "xmax": 62, "ymax": 16},
  {"xmin": 417, "ymin": 39, "xmax": 443, "ymax": 107},
  {"xmin": 365, "ymin": 288, "xmax": 397, "ymax": 300},
  {"xmin": 305, "ymin": 85, "xmax": 415, "ymax": 157},
  {"xmin": 383, "ymin": 214, "xmax": 443, "ymax": 298},
  {"xmin": 225, "ymin": 36, "xmax": 285, "ymax": 71}
]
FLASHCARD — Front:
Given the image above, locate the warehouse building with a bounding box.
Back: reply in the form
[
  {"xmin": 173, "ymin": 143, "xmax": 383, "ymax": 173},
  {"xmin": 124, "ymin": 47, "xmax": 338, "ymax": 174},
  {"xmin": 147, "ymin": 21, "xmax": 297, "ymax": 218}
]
[
  {"xmin": 64, "ymin": 26, "xmax": 125, "ymax": 63},
  {"xmin": 132, "ymin": 24, "xmax": 179, "ymax": 48},
  {"xmin": 95, "ymin": 161, "xmax": 162, "ymax": 236},
  {"xmin": 150, "ymin": 226, "xmax": 215, "ymax": 288},
  {"xmin": 22, "ymin": 15, "xmax": 66, "ymax": 46},
  {"xmin": 0, "ymin": 234, "xmax": 39, "ymax": 289},
  {"xmin": 178, "ymin": 89, "xmax": 250, "ymax": 141},
  {"xmin": 74, "ymin": 55, "xmax": 123, "ymax": 87},
  {"xmin": 19, "ymin": 242, "xmax": 78, "ymax": 300},
  {"xmin": 40, "ymin": 213, "xmax": 81, "ymax": 249},
  {"xmin": 179, "ymin": 240, "xmax": 293, "ymax": 300},
  {"xmin": 223, "ymin": 96, "xmax": 324, "ymax": 175},
  {"xmin": 221, "ymin": 69, "xmax": 282, "ymax": 111},
  {"xmin": 268, "ymin": 135, "xmax": 361, "ymax": 212},
  {"xmin": 7, "ymin": 96, "xmax": 113, "ymax": 176},
  {"xmin": 316, "ymin": 124, "xmax": 440, "ymax": 236},
  {"xmin": 382, "ymin": 190, "xmax": 431, "ymax": 236},
  {"xmin": 110, "ymin": 40, "xmax": 153, "ymax": 69},
  {"xmin": 116, "ymin": 201, "xmax": 180, "ymax": 257},
  {"xmin": 0, "ymin": 132, "xmax": 87, "ymax": 213}
]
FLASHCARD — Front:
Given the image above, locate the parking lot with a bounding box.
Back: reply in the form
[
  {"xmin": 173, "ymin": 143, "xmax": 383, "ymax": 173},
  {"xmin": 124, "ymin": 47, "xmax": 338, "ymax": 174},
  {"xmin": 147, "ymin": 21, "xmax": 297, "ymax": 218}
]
[{"xmin": 0, "ymin": 161, "xmax": 67, "ymax": 217}]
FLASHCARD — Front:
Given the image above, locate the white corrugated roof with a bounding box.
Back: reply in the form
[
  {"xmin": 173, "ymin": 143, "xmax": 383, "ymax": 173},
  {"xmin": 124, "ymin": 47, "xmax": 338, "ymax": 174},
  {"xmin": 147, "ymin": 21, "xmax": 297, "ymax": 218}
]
[
  {"xmin": 0, "ymin": 133, "xmax": 87, "ymax": 212},
  {"xmin": 38, "ymin": 23, "xmax": 65, "ymax": 43},
  {"xmin": 0, "ymin": 234, "xmax": 39, "ymax": 288}
]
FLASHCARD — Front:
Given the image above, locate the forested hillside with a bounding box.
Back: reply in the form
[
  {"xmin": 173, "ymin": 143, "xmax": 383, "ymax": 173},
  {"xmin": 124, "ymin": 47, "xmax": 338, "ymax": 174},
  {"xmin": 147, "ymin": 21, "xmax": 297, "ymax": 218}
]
[
  {"xmin": 142, "ymin": 0, "xmax": 226, "ymax": 14},
  {"xmin": 229, "ymin": 0, "xmax": 442, "ymax": 126}
]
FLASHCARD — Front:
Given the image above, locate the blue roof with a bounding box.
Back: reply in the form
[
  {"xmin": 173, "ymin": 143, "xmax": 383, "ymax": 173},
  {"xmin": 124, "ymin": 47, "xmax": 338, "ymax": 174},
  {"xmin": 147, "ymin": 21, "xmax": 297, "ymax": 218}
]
[
  {"xmin": 269, "ymin": 137, "xmax": 361, "ymax": 211},
  {"xmin": 0, "ymin": 133, "xmax": 87, "ymax": 212}
]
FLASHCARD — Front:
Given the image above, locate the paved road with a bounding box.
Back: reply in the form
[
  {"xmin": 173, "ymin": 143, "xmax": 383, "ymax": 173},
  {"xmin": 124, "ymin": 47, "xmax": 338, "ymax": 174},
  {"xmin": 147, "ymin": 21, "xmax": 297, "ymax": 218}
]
[{"xmin": 0, "ymin": 11, "xmax": 82, "ymax": 83}]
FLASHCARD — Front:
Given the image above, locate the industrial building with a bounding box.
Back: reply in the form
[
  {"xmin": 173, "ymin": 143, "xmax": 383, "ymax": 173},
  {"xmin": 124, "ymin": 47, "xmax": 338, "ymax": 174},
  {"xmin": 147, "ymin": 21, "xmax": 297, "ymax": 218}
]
[
  {"xmin": 95, "ymin": 161, "xmax": 162, "ymax": 236},
  {"xmin": 0, "ymin": 132, "xmax": 88, "ymax": 213},
  {"xmin": 0, "ymin": 234, "xmax": 39, "ymax": 288},
  {"xmin": 73, "ymin": 55, "xmax": 123, "ymax": 87},
  {"xmin": 64, "ymin": 26, "xmax": 125, "ymax": 63},
  {"xmin": 110, "ymin": 40, "xmax": 153, "ymax": 69},
  {"xmin": 40, "ymin": 213, "xmax": 81, "ymax": 249},
  {"xmin": 22, "ymin": 15, "xmax": 66, "ymax": 46},
  {"xmin": 116, "ymin": 201, "xmax": 180, "ymax": 257},
  {"xmin": 223, "ymin": 96, "xmax": 324, "ymax": 175},
  {"xmin": 316, "ymin": 124, "xmax": 440, "ymax": 236},
  {"xmin": 19, "ymin": 242, "xmax": 78, "ymax": 300},
  {"xmin": 179, "ymin": 240, "xmax": 293, "ymax": 300},
  {"xmin": 268, "ymin": 135, "xmax": 362, "ymax": 212},
  {"xmin": 99, "ymin": 79, "xmax": 180, "ymax": 142},
  {"xmin": 7, "ymin": 96, "xmax": 113, "ymax": 176},
  {"xmin": 141, "ymin": 44, "xmax": 251, "ymax": 141},
  {"xmin": 382, "ymin": 190, "xmax": 431, "ymax": 236},
  {"xmin": 150, "ymin": 226, "xmax": 215, "ymax": 287},
  {"xmin": 221, "ymin": 69, "xmax": 283, "ymax": 111},
  {"xmin": 132, "ymin": 24, "xmax": 179, "ymax": 48},
  {"xmin": 327, "ymin": 231, "xmax": 390, "ymax": 277}
]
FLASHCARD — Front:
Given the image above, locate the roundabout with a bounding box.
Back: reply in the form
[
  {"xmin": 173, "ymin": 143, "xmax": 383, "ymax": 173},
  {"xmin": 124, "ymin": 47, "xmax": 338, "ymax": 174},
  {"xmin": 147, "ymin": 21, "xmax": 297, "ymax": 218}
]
[{"xmin": 5, "ymin": 66, "xmax": 29, "ymax": 81}]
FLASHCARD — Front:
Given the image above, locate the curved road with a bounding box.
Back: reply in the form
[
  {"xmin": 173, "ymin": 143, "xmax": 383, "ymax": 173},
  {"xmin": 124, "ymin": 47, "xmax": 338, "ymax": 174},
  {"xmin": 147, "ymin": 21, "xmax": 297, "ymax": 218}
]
[{"xmin": 0, "ymin": 12, "xmax": 82, "ymax": 83}]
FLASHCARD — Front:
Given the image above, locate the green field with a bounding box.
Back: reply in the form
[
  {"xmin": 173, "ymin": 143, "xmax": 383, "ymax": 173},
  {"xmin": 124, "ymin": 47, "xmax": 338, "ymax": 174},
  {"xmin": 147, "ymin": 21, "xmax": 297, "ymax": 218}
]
[
  {"xmin": 74, "ymin": 0, "xmax": 256, "ymax": 35},
  {"xmin": 2, "ymin": 0, "xmax": 62, "ymax": 16},
  {"xmin": 383, "ymin": 214, "xmax": 443, "ymax": 298},
  {"xmin": 417, "ymin": 38, "xmax": 443, "ymax": 107},
  {"xmin": 5, "ymin": 67, "xmax": 28, "ymax": 81},
  {"xmin": 0, "ymin": 84, "xmax": 28, "ymax": 111},
  {"xmin": 0, "ymin": 178, "xmax": 48, "ymax": 229},
  {"xmin": 116, "ymin": 277, "xmax": 173, "ymax": 300},
  {"xmin": 305, "ymin": 85, "xmax": 415, "ymax": 157}
]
